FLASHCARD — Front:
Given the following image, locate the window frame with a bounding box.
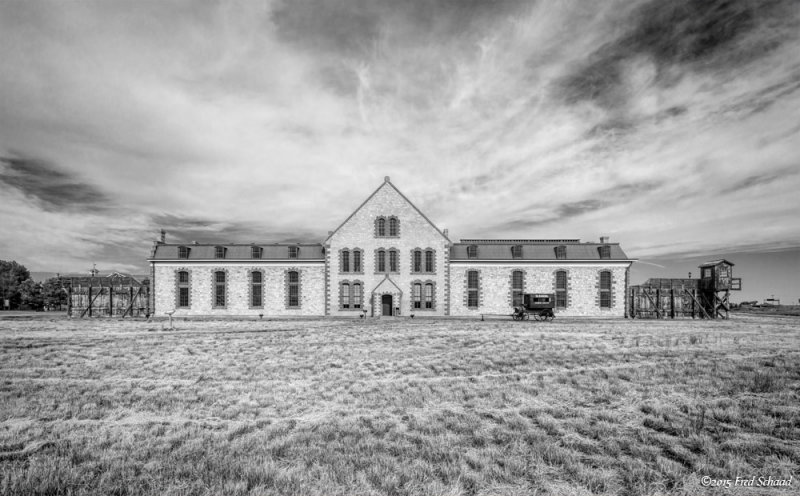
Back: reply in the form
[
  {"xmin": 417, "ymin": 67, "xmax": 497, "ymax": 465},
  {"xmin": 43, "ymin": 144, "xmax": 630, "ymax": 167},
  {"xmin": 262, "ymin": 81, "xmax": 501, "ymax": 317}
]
[
  {"xmin": 467, "ymin": 245, "xmax": 478, "ymax": 259},
  {"xmin": 511, "ymin": 245, "xmax": 522, "ymax": 259},
  {"xmin": 341, "ymin": 249, "xmax": 350, "ymax": 273},
  {"xmin": 213, "ymin": 270, "xmax": 226, "ymax": 308},
  {"xmin": 388, "ymin": 216, "xmax": 399, "ymax": 237},
  {"xmin": 251, "ymin": 246, "xmax": 263, "ymax": 259},
  {"xmin": 511, "ymin": 270, "xmax": 524, "ymax": 307},
  {"xmin": 286, "ymin": 270, "xmax": 300, "ymax": 308},
  {"xmin": 599, "ymin": 270, "xmax": 612, "ymax": 308},
  {"xmin": 177, "ymin": 270, "xmax": 190, "ymax": 308},
  {"xmin": 555, "ymin": 245, "xmax": 567, "ymax": 260},
  {"xmin": 178, "ymin": 246, "xmax": 190, "ymax": 259},
  {"xmin": 214, "ymin": 246, "xmax": 226, "ymax": 259},
  {"xmin": 555, "ymin": 270, "xmax": 567, "ymax": 309},
  {"xmin": 288, "ymin": 246, "xmax": 300, "ymax": 259},
  {"xmin": 467, "ymin": 270, "xmax": 480, "ymax": 308},
  {"xmin": 250, "ymin": 270, "xmax": 263, "ymax": 308},
  {"xmin": 598, "ymin": 245, "xmax": 611, "ymax": 259}
]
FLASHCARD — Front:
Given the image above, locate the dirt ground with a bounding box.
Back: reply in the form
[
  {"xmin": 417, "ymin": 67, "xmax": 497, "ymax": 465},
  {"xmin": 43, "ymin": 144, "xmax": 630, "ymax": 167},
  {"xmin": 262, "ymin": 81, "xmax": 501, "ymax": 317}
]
[{"xmin": 1, "ymin": 314, "xmax": 798, "ymax": 495}]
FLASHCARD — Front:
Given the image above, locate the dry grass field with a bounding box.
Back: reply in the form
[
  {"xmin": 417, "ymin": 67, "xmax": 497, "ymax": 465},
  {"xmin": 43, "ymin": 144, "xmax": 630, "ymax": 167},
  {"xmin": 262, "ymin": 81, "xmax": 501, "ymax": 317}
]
[{"xmin": 1, "ymin": 315, "xmax": 798, "ymax": 496}]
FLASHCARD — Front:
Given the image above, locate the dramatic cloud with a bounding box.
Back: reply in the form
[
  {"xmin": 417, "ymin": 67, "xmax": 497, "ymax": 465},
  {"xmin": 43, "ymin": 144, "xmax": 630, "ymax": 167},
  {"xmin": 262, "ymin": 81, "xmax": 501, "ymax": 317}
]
[{"xmin": 0, "ymin": 0, "xmax": 798, "ymax": 301}]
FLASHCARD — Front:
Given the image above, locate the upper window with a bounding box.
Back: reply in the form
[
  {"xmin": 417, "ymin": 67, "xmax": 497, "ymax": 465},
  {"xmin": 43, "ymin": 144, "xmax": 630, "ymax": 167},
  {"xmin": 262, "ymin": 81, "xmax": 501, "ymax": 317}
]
[
  {"xmin": 511, "ymin": 245, "xmax": 522, "ymax": 259},
  {"xmin": 341, "ymin": 249, "xmax": 350, "ymax": 273},
  {"xmin": 376, "ymin": 217, "xmax": 386, "ymax": 237},
  {"xmin": 425, "ymin": 249, "xmax": 434, "ymax": 273},
  {"xmin": 215, "ymin": 246, "xmax": 226, "ymax": 259},
  {"xmin": 177, "ymin": 271, "xmax": 190, "ymax": 308},
  {"xmin": 555, "ymin": 270, "xmax": 567, "ymax": 309},
  {"xmin": 598, "ymin": 245, "xmax": 611, "ymax": 259},
  {"xmin": 251, "ymin": 271, "xmax": 263, "ymax": 308},
  {"xmin": 287, "ymin": 270, "xmax": 300, "ymax": 307},
  {"xmin": 178, "ymin": 246, "xmax": 190, "ymax": 259},
  {"xmin": 353, "ymin": 249, "xmax": 362, "ymax": 273},
  {"xmin": 467, "ymin": 270, "xmax": 479, "ymax": 308},
  {"xmin": 288, "ymin": 246, "xmax": 299, "ymax": 259},
  {"xmin": 214, "ymin": 271, "xmax": 226, "ymax": 307},
  {"xmin": 413, "ymin": 249, "xmax": 422, "ymax": 273},
  {"xmin": 377, "ymin": 250, "xmax": 386, "ymax": 272},
  {"xmin": 599, "ymin": 271, "xmax": 611, "ymax": 308},
  {"xmin": 389, "ymin": 249, "xmax": 398, "ymax": 272},
  {"xmin": 467, "ymin": 245, "xmax": 478, "ymax": 259},
  {"xmin": 511, "ymin": 270, "xmax": 524, "ymax": 307},
  {"xmin": 555, "ymin": 245, "xmax": 567, "ymax": 260},
  {"xmin": 388, "ymin": 217, "xmax": 399, "ymax": 236},
  {"xmin": 251, "ymin": 246, "xmax": 263, "ymax": 259}
]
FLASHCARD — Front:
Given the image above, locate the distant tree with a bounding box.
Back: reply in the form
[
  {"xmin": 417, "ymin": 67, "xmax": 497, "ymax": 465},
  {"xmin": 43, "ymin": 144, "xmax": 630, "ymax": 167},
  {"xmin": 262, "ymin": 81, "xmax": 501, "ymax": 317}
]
[
  {"xmin": 0, "ymin": 260, "xmax": 30, "ymax": 309},
  {"xmin": 42, "ymin": 277, "xmax": 67, "ymax": 310},
  {"xmin": 19, "ymin": 279, "xmax": 44, "ymax": 311}
]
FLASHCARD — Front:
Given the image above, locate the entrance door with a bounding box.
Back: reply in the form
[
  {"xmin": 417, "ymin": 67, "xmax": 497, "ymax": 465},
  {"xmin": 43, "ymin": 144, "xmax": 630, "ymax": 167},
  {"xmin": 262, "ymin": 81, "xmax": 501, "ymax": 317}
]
[{"xmin": 381, "ymin": 294, "xmax": 393, "ymax": 316}]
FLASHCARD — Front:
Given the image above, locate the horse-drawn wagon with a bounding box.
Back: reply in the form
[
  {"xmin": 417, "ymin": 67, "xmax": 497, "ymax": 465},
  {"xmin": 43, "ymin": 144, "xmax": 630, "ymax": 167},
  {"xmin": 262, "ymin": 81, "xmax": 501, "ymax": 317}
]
[{"xmin": 512, "ymin": 293, "xmax": 556, "ymax": 321}]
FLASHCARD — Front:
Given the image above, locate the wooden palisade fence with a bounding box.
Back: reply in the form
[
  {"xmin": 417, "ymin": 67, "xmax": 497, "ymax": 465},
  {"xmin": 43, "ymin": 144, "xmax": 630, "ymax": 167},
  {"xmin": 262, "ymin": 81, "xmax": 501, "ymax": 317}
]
[{"xmin": 64, "ymin": 273, "xmax": 150, "ymax": 318}]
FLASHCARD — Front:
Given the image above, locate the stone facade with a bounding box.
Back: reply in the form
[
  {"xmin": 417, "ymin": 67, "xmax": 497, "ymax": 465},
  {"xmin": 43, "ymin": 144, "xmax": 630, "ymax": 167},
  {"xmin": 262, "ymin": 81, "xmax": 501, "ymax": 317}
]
[
  {"xmin": 326, "ymin": 180, "xmax": 449, "ymax": 317},
  {"xmin": 153, "ymin": 263, "xmax": 325, "ymax": 316},
  {"xmin": 449, "ymin": 263, "xmax": 630, "ymax": 317},
  {"xmin": 149, "ymin": 178, "xmax": 634, "ymax": 317}
]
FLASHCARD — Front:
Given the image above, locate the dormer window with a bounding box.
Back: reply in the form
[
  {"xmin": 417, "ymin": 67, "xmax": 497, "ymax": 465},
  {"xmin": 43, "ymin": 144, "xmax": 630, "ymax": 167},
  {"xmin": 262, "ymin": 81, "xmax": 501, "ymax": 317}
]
[
  {"xmin": 178, "ymin": 246, "xmax": 190, "ymax": 259},
  {"xmin": 511, "ymin": 245, "xmax": 522, "ymax": 259},
  {"xmin": 555, "ymin": 245, "xmax": 567, "ymax": 260},
  {"xmin": 467, "ymin": 245, "xmax": 478, "ymax": 259},
  {"xmin": 288, "ymin": 246, "xmax": 299, "ymax": 259},
  {"xmin": 214, "ymin": 246, "xmax": 226, "ymax": 259},
  {"xmin": 251, "ymin": 246, "xmax": 263, "ymax": 259},
  {"xmin": 598, "ymin": 245, "xmax": 611, "ymax": 259}
]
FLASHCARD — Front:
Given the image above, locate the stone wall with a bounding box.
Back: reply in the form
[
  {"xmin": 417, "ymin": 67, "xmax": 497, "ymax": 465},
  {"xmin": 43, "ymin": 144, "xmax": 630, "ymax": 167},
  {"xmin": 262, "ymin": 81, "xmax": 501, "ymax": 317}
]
[
  {"xmin": 449, "ymin": 263, "xmax": 630, "ymax": 317},
  {"xmin": 152, "ymin": 262, "xmax": 325, "ymax": 316},
  {"xmin": 327, "ymin": 181, "xmax": 450, "ymax": 317}
]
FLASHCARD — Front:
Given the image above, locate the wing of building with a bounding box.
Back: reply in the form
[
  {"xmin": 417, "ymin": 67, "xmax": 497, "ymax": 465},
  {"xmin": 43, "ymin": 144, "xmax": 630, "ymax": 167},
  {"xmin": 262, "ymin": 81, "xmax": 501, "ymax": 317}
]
[{"xmin": 148, "ymin": 177, "xmax": 636, "ymax": 317}]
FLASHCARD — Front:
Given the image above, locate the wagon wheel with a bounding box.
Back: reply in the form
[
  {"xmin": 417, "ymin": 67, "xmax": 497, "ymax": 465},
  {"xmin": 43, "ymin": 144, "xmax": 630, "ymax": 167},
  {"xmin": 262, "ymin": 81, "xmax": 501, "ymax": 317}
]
[
  {"xmin": 512, "ymin": 313, "xmax": 520, "ymax": 321},
  {"xmin": 532, "ymin": 312, "xmax": 541, "ymax": 321},
  {"xmin": 522, "ymin": 311, "xmax": 530, "ymax": 321},
  {"xmin": 543, "ymin": 310, "xmax": 555, "ymax": 322}
]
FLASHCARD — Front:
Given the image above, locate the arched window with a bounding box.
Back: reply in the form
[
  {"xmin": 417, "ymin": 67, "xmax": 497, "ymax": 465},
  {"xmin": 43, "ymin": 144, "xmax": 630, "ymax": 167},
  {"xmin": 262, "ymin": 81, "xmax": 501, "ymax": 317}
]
[
  {"xmin": 341, "ymin": 282, "xmax": 351, "ymax": 309},
  {"xmin": 467, "ymin": 245, "xmax": 478, "ymax": 259},
  {"xmin": 177, "ymin": 271, "xmax": 190, "ymax": 308},
  {"xmin": 353, "ymin": 249, "xmax": 362, "ymax": 272},
  {"xmin": 178, "ymin": 246, "xmax": 190, "ymax": 259},
  {"xmin": 251, "ymin": 246, "xmax": 263, "ymax": 259},
  {"xmin": 377, "ymin": 250, "xmax": 386, "ymax": 272},
  {"xmin": 353, "ymin": 283, "xmax": 362, "ymax": 309},
  {"xmin": 388, "ymin": 217, "xmax": 399, "ymax": 236},
  {"xmin": 599, "ymin": 271, "xmax": 611, "ymax": 308},
  {"xmin": 213, "ymin": 271, "xmax": 226, "ymax": 307},
  {"xmin": 425, "ymin": 249, "xmax": 434, "ymax": 273},
  {"xmin": 555, "ymin": 270, "xmax": 567, "ymax": 309},
  {"xmin": 511, "ymin": 270, "xmax": 524, "ymax": 306},
  {"xmin": 376, "ymin": 217, "xmax": 386, "ymax": 237},
  {"xmin": 413, "ymin": 283, "xmax": 422, "ymax": 309},
  {"xmin": 412, "ymin": 249, "xmax": 422, "ymax": 273},
  {"xmin": 424, "ymin": 283, "xmax": 434, "ymax": 309},
  {"xmin": 389, "ymin": 249, "xmax": 398, "ymax": 272},
  {"xmin": 287, "ymin": 270, "xmax": 300, "ymax": 307},
  {"xmin": 467, "ymin": 270, "xmax": 479, "ymax": 308},
  {"xmin": 511, "ymin": 245, "xmax": 522, "ymax": 259},
  {"xmin": 215, "ymin": 246, "xmax": 226, "ymax": 259},
  {"xmin": 341, "ymin": 249, "xmax": 350, "ymax": 273},
  {"xmin": 251, "ymin": 271, "xmax": 263, "ymax": 308}
]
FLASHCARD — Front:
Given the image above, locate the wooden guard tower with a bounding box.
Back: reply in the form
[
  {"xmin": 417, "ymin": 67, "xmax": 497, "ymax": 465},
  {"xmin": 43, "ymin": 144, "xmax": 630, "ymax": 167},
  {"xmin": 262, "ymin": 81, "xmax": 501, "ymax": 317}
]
[
  {"xmin": 698, "ymin": 259, "xmax": 741, "ymax": 319},
  {"xmin": 629, "ymin": 259, "xmax": 741, "ymax": 319}
]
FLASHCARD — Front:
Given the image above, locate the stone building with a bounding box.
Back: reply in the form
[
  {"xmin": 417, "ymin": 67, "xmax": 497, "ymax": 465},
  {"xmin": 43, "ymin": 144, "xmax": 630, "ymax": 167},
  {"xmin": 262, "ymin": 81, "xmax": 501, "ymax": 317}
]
[{"xmin": 149, "ymin": 177, "xmax": 635, "ymax": 317}]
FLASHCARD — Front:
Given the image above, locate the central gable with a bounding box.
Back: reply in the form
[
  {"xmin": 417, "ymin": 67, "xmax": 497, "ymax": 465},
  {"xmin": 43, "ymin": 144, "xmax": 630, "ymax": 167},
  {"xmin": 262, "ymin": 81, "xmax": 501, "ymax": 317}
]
[{"xmin": 325, "ymin": 177, "xmax": 450, "ymax": 245}]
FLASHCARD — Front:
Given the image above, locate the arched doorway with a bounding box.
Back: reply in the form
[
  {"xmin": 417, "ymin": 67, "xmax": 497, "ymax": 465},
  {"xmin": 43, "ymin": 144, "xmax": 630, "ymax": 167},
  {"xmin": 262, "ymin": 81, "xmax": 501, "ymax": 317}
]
[{"xmin": 381, "ymin": 294, "xmax": 393, "ymax": 316}]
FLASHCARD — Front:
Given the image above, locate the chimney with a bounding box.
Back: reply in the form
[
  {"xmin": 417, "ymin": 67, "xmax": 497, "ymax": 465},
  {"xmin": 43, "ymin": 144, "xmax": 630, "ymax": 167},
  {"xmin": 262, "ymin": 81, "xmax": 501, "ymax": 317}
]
[
  {"xmin": 600, "ymin": 236, "xmax": 609, "ymax": 244},
  {"xmin": 159, "ymin": 229, "xmax": 166, "ymax": 244}
]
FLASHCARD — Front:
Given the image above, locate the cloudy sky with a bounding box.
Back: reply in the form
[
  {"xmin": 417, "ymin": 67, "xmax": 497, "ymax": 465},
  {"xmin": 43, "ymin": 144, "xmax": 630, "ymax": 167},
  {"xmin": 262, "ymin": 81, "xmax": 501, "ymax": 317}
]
[{"xmin": 1, "ymin": 0, "xmax": 799, "ymax": 301}]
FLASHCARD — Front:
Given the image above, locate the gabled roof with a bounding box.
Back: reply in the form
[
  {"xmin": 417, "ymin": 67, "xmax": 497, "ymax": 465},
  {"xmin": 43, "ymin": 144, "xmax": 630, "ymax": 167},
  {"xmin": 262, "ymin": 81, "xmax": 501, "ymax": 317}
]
[
  {"xmin": 370, "ymin": 275, "xmax": 404, "ymax": 295},
  {"xmin": 150, "ymin": 243, "xmax": 324, "ymax": 261},
  {"xmin": 450, "ymin": 240, "xmax": 631, "ymax": 261},
  {"xmin": 324, "ymin": 177, "xmax": 451, "ymax": 244}
]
